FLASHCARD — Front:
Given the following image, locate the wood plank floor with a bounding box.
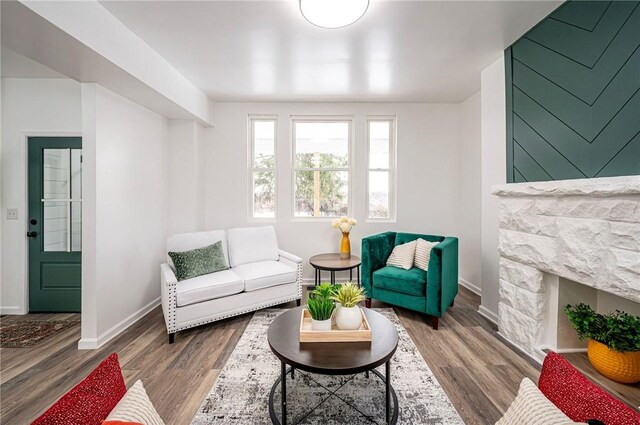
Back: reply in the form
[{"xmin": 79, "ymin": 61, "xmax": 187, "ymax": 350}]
[{"xmin": 1, "ymin": 287, "xmax": 637, "ymax": 424}]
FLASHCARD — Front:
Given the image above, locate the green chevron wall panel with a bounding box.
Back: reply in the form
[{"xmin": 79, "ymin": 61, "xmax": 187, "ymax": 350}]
[{"xmin": 505, "ymin": 1, "xmax": 640, "ymax": 183}]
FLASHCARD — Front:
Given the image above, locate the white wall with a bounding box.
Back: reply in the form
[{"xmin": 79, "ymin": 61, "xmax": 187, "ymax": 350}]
[
  {"xmin": 479, "ymin": 57, "xmax": 506, "ymax": 322},
  {"xmin": 80, "ymin": 83, "xmax": 169, "ymax": 347},
  {"xmin": 457, "ymin": 92, "xmax": 482, "ymax": 293},
  {"xmin": 0, "ymin": 78, "xmax": 82, "ymax": 314},
  {"xmin": 167, "ymin": 120, "xmax": 208, "ymax": 235},
  {"xmin": 205, "ymin": 102, "xmax": 477, "ymax": 284}
]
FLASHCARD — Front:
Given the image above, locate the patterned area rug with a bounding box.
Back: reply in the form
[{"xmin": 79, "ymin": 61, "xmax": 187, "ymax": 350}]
[
  {"xmin": 192, "ymin": 309, "xmax": 463, "ymax": 424},
  {"xmin": 0, "ymin": 319, "xmax": 80, "ymax": 348}
]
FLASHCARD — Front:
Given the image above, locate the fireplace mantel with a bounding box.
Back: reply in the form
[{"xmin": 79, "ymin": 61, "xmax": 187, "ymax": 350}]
[{"xmin": 492, "ymin": 176, "xmax": 640, "ymax": 362}]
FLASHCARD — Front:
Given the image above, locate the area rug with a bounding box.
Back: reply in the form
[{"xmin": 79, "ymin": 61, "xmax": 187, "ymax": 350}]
[
  {"xmin": 192, "ymin": 309, "xmax": 463, "ymax": 424},
  {"xmin": 0, "ymin": 319, "xmax": 80, "ymax": 348}
]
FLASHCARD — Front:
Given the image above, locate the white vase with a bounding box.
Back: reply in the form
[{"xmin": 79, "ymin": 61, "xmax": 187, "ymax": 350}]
[
  {"xmin": 335, "ymin": 306, "xmax": 362, "ymax": 330},
  {"xmin": 332, "ymin": 302, "xmax": 342, "ymax": 325},
  {"xmin": 311, "ymin": 318, "xmax": 332, "ymax": 331}
]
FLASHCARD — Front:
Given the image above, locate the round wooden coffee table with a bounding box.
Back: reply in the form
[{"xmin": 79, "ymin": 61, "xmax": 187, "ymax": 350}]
[
  {"xmin": 309, "ymin": 253, "xmax": 361, "ymax": 286},
  {"xmin": 267, "ymin": 307, "xmax": 399, "ymax": 425}
]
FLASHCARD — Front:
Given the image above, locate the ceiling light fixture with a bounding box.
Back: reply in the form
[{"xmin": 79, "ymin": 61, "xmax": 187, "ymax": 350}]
[{"xmin": 300, "ymin": 0, "xmax": 369, "ymax": 29}]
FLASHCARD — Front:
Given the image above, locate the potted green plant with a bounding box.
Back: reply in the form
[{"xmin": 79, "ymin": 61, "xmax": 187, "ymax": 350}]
[
  {"xmin": 307, "ymin": 292, "xmax": 335, "ymax": 331},
  {"xmin": 565, "ymin": 303, "xmax": 640, "ymax": 384},
  {"xmin": 331, "ymin": 282, "xmax": 366, "ymax": 330},
  {"xmin": 312, "ymin": 283, "xmax": 335, "ymax": 299}
]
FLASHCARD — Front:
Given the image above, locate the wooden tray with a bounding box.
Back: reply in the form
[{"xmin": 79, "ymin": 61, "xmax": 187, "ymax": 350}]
[{"xmin": 299, "ymin": 308, "xmax": 372, "ymax": 343}]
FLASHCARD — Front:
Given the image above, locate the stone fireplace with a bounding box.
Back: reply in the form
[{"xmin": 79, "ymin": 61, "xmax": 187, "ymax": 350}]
[{"xmin": 492, "ymin": 176, "xmax": 640, "ymax": 363}]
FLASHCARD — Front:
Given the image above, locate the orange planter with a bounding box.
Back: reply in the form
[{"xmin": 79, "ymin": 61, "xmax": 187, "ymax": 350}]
[
  {"xmin": 587, "ymin": 339, "xmax": 640, "ymax": 384},
  {"xmin": 340, "ymin": 232, "xmax": 351, "ymax": 259}
]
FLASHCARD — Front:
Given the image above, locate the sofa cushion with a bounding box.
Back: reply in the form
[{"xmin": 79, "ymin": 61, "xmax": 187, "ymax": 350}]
[
  {"xmin": 538, "ymin": 352, "xmax": 640, "ymax": 425},
  {"xmin": 373, "ymin": 266, "xmax": 426, "ymax": 297},
  {"xmin": 233, "ymin": 260, "xmax": 297, "ymax": 292},
  {"xmin": 168, "ymin": 241, "xmax": 228, "ymax": 282},
  {"xmin": 167, "ymin": 230, "xmax": 228, "ymax": 272},
  {"xmin": 105, "ymin": 380, "xmax": 164, "ymax": 425},
  {"xmin": 496, "ymin": 377, "xmax": 579, "ymax": 425},
  {"xmin": 227, "ymin": 226, "xmax": 279, "ymax": 268},
  {"xmin": 32, "ymin": 353, "xmax": 126, "ymax": 425},
  {"xmin": 176, "ymin": 270, "xmax": 244, "ymax": 307}
]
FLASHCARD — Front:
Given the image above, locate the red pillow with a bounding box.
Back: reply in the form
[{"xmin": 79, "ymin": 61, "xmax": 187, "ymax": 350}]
[
  {"xmin": 538, "ymin": 352, "xmax": 640, "ymax": 425},
  {"xmin": 32, "ymin": 353, "xmax": 126, "ymax": 425}
]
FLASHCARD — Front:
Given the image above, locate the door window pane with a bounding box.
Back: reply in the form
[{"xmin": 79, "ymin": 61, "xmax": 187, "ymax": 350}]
[
  {"xmin": 71, "ymin": 149, "xmax": 82, "ymax": 200},
  {"xmin": 41, "ymin": 148, "xmax": 82, "ymax": 251},
  {"xmin": 71, "ymin": 201, "xmax": 82, "ymax": 252},
  {"xmin": 43, "ymin": 201, "xmax": 68, "ymax": 251},
  {"xmin": 43, "ymin": 149, "xmax": 69, "ymax": 199}
]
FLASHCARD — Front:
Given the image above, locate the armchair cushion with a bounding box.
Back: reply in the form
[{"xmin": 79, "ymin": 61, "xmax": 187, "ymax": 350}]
[
  {"xmin": 233, "ymin": 260, "xmax": 297, "ymax": 292},
  {"xmin": 227, "ymin": 226, "xmax": 279, "ymax": 268},
  {"xmin": 176, "ymin": 270, "xmax": 243, "ymax": 307},
  {"xmin": 414, "ymin": 239, "xmax": 438, "ymax": 271},
  {"xmin": 386, "ymin": 240, "xmax": 417, "ymax": 270},
  {"xmin": 373, "ymin": 266, "xmax": 426, "ymax": 297}
]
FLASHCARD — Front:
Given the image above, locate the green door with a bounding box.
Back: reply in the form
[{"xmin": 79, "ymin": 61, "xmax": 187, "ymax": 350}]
[{"xmin": 28, "ymin": 137, "xmax": 82, "ymax": 312}]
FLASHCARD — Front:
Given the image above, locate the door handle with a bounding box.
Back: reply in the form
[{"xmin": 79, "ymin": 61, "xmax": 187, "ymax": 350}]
[{"xmin": 26, "ymin": 231, "xmax": 38, "ymax": 238}]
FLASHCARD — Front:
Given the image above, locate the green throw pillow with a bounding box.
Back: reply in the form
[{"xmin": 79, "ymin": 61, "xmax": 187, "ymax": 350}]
[{"xmin": 168, "ymin": 241, "xmax": 229, "ymax": 281}]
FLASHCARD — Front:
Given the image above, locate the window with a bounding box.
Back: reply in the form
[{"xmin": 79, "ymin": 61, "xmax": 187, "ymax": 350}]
[
  {"xmin": 250, "ymin": 117, "xmax": 277, "ymax": 218},
  {"xmin": 293, "ymin": 118, "xmax": 351, "ymax": 218},
  {"xmin": 367, "ymin": 117, "xmax": 395, "ymax": 220}
]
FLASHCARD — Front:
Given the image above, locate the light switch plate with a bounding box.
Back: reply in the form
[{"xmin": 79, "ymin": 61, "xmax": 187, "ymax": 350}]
[{"xmin": 6, "ymin": 209, "xmax": 18, "ymax": 220}]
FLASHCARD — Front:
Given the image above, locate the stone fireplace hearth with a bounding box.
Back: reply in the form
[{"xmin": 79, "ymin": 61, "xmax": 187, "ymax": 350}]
[{"xmin": 492, "ymin": 176, "xmax": 640, "ymax": 363}]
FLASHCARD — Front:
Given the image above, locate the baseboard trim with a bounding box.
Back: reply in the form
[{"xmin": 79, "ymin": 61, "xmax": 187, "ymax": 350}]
[
  {"xmin": 538, "ymin": 345, "xmax": 587, "ymax": 354},
  {"xmin": 458, "ymin": 278, "xmax": 481, "ymax": 295},
  {"xmin": 78, "ymin": 296, "xmax": 160, "ymax": 350},
  {"xmin": 0, "ymin": 306, "xmax": 25, "ymax": 315},
  {"xmin": 478, "ymin": 305, "xmax": 498, "ymax": 325},
  {"xmin": 496, "ymin": 331, "xmax": 545, "ymax": 365}
]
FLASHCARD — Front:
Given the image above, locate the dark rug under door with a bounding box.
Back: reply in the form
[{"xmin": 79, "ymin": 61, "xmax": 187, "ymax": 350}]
[{"xmin": 0, "ymin": 319, "xmax": 80, "ymax": 348}]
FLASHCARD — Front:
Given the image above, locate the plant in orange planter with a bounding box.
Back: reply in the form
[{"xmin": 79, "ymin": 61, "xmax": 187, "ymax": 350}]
[{"xmin": 565, "ymin": 303, "xmax": 640, "ymax": 384}]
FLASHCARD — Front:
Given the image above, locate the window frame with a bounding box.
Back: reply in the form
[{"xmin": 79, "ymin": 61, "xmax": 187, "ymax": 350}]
[
  {"xmin": 248, "ymin": 115, "xmax": 278, "ymax": 221},
  {"xmin": 291, "ymin": 115, "xmax": 354, "ymax": 221},
  {"xmin": 366, "ymin": 115, "xmax": 397, "ymax": 222}
]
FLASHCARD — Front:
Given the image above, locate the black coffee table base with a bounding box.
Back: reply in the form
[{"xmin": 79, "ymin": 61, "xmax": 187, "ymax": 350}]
[{"xmin": 268, "ymin": 361, "xmax": 398, "ymax": 425}]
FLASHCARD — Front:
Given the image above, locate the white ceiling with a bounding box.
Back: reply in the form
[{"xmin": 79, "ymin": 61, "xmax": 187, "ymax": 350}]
[{"xmin": 100, "ymin": 0, "xmax": 560, "ymax": 103}]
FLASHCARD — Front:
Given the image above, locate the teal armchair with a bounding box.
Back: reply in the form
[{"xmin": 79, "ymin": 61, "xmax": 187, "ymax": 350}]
[{"xmin": 361, "ymin": 231, "xmax": 458, "ymax": 329}]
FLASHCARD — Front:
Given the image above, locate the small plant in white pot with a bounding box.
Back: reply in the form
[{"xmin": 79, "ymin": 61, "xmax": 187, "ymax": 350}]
[
  {"xmin": 306, "ymin": 293, "xmax": 335, "ymax": 331},
  {"xmin": 331, "ymin": 282, "xmax": 366, "ymax": 330},
  {"xmin": 312, "ymin": 283, "xmax": 342, "ymax": 325}
]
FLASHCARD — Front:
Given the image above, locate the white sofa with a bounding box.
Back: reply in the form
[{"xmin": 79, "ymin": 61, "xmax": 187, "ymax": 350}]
[{"xmin": 161, "ymin": 226, "xmax": 302, "ymax": 343}]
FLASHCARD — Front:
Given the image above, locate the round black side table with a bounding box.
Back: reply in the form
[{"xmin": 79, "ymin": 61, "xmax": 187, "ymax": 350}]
[{"xmin": 309, "ymin": 253, "xmax": 361, "ymax": 287}]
